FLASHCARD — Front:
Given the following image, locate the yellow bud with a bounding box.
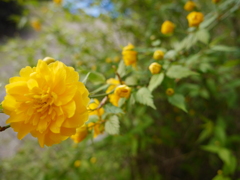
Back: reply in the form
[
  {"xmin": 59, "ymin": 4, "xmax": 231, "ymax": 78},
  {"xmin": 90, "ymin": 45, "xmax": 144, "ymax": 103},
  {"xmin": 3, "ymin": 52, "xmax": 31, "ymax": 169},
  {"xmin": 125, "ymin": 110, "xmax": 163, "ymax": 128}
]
[
  {"xmin": 53, "ymin": 0, "xmax": 62, "ymax": 5},
  {"xmin": 160, "ymin": 21, "xmax": 175, "ymax": 35},
  {"xmin": 105, "ymin": 57, "xmax": 112, "ymax": 63},
  {"xmin": 149, "ymin": 62, "xmax": 162, "ymax": 74},
  {"xmin": 74, "ymin": 160, "xmax": 81, "ymax": 167},
  {"xmin": 30, "ymin": 19, "xmax": 41, "ymax": 31},
  {"xmin": 114, "ymin": 85, "xmax": 131, "ymax": 98},
  {"xmin": 212, "ymin": 0, "xmax": 220, "ymax": 3},
  {"xmin": 184, "ymin": 1, "xmax": 196, "ymax": 11},
  {"xmin": 166, "ymin": 88, "xmax": 174, "ymax": 96},
  {"xmin": 187, "ymin": 11, "xmax": 204, "ymax": 27},
  {"xmin": 43, "ymin": 57, "xmax": 56, "ymax": 65},
  {"xmin": 90, "ymin": 157, "xmax": 97, "ymax": 164},
  {"xmin": 153, "ymin": 50, "xmax": 164, "ymax": 60}
]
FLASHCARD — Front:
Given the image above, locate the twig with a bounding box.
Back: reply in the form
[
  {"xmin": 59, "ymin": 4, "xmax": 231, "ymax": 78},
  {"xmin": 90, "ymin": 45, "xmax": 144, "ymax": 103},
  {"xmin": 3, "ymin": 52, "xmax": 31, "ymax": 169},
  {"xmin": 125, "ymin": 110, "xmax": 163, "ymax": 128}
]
[{"xmin": 0, "ymin": 125, "xmax": 10, "ymax": 132}]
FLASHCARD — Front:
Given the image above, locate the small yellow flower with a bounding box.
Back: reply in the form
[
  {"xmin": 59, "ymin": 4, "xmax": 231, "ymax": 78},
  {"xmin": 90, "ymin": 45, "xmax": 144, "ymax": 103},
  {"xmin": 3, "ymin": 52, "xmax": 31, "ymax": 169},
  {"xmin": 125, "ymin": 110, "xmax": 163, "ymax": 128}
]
[
  {"xmin": 2, "ymin": 59, "xmax": 90, "ymax": 147},
  {"xmin": 149, "ymin": 62, "xmax": 162, "ymax": 74},
  {"xmin": 90, "ymin": 157, "xmax": 97, "ymax": 164},
  {"xmin": 106, "ymin": 78, "xmax": 121, "ymax": 106},
  {"xmin": 166, "ymin": 88, "xmax": 175, "ymax": 96},
  {"xmin": 114, "ymin": 56, "xmax": 120, "ymax": 63},
  {"xmin": 74, "ymin": 160, "xmax": 81, "ymax": 167},
  {"xmin": 88, "ymin": 99, "xmax": 104, "ymax": 117},
  {"xmin": 53, "ymin": 0, "xmax": 62, "ymax": 5},
  {"xmin": 184, "ymin": 1, "xmax": 196, "ymax": 11},
  {"xmin": 153, "ymin": 50, "xmax": 164, "ymax": 60},
  {"xmin": 187, "ymin": 11, "xmax": 204, "ymax": 27},
  {"xmin": 212, "ymin": 0, "xmax": 220, "ymax": 3},
  {"xmin": 105, "ymin": 58, "xmax": 112, "ymax": 63},
  {"xmin": 71, "ymin": 125, "xmax": 89, "ymax": 143},
  {"xmin": 122, "ymin": 43, "xmax": 137, "ymax": 67},
  {"xmin": 30, "ymin": 19, "xmax": 41, "ymax": 31},
  {"xmin": 114, "ymin": 85, "xmax": 131, "ymax": 98},
  {"xmin": 161, "ymin": 21, "xmax": 175, "ymax": 35}
]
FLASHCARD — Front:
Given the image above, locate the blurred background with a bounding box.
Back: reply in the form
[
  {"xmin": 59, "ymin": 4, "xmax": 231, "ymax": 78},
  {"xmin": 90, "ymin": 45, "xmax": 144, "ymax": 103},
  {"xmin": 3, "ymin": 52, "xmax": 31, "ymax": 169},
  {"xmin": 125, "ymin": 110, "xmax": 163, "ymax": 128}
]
[{"xmin": 0, "ymin": 0, "xmax": 240, "ymax": 179}]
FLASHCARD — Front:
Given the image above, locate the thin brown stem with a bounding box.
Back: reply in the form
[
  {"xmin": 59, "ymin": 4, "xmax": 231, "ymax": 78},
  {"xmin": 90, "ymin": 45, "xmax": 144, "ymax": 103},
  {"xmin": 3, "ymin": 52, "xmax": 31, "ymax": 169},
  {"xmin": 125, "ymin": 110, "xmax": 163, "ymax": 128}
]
[{"xmin": 0, "ymin": 125, "xmax": 10, "ymax": 132}]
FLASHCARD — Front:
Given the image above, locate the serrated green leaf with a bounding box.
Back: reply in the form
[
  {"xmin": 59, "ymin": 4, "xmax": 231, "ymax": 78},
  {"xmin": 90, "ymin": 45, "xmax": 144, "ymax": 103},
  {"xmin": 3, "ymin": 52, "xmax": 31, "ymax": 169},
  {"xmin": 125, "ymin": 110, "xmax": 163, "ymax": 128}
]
[
  {"xmin": 166, "ymin": 65, "xmax": 198, "ymax": 79},
  {"xmin": 105, "ymin": 115, "xmax": 119, "ymax": 135},
  {"xmin": 168, "ymin": 94, "xmax": 187, "ymax": 112},
  {"xmin": 148, "ymin": 73, "xmax": 164, "ymax": 92},
  {"xmin": 196, "ymin": 29, "xmax": 210, "ymax": 44},
  {"xmin": 104, "ymin": 104, "xmax": 124, "ymax": 115},
  {"xmin": 135, "ymin": 87, "xmax": 156, "ymax": 109}
]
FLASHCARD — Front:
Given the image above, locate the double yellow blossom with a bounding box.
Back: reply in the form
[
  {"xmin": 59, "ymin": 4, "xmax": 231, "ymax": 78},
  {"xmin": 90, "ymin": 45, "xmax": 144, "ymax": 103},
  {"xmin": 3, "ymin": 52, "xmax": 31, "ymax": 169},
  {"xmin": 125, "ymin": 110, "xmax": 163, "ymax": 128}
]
[
  {"xmin": 2, "ymin": 59, "xmax": 90, "ymax": 147},
  {"xmin": 161, "ymin": 21, "xmax": 175, "ymax": 35},
  {"xmin": 187, "ymin": 12, "xmax": 204, "ymax": 27},
  {"xmin": 149, "ymin": 62, "xmax": 162, "ymax": 74},
  {"xmin": 184, "ymin": 1, "xmax": 196, "ymax": 11},
  {"xmin": 122, "ymin": 43, "xmax": 137, "ymax": 67}
]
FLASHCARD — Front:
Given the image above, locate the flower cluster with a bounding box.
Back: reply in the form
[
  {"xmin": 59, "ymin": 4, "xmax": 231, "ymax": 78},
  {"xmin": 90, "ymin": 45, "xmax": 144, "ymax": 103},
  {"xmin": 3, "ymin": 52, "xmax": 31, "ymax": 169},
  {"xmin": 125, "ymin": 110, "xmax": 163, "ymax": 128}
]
[{"xmin": 2, "ymin": 58, "xmax": 90, "ymax": 147}]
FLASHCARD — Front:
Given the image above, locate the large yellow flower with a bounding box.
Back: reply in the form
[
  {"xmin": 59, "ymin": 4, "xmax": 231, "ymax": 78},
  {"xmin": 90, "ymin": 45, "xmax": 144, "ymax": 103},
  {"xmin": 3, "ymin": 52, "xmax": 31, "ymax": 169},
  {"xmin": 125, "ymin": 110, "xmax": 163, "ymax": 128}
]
[
  {"xmin": 2, "ymin": 59, "xmax": 90, "ymax": 147},
  {"xmin": 122, "ymin": 43, "xmax": 137, "ymax": 67}
]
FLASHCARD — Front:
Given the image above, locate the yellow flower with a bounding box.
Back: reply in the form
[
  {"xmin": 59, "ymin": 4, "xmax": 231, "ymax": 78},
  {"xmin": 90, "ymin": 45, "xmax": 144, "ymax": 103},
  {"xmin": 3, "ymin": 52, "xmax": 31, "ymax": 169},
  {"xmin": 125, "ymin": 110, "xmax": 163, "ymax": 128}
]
[
  {"xmin": 161, "ymin": 21, "xmax": 175, "ymax": 35},
  {"xmin": 122, "ymin": 43, "xmax": 137, "ymax": 67},
  {"xmin": 212, "ymin": 0, "xmax": 220, "ymax": 3},
  {"xmin": 74, "ymin": 160, "xmax": 81, "ymax": 167},
  {"xmin": 149, "ymin": 62, "xmax": 162, "ymax": 74},
  {"xmin": 88, "ymin": 99, "xmax": 104, "ymax": 117},
  {"xmin": 184, "ymin": 1, "xmax": 196, "ymax": 11},
  {"xmin": 30, "ymin": 19, "xmax": 41, "ymax": 31},
  {"xmin": 153, "ymin": 50, "xmax": 164, "ymax": 60},
  {"xmin": 106, "ymin": 78, "xmax": 121, "ymax": 106},
  {"xmin": 187, "ymin": 11, "xmax": 204, "ymax": 27},
  {"xmin": 114, "ymin": 85, "xmax": 131, "ymax": 98},
  {"xmin": 53, "ymin": 0, "xmax": 62, "ymax": 5},
  {"xmin": 2, "ymin": 59, "xmax": 90, "ymax": 147},
  {"xmin": 71, "ymin": 125, "xmax": 89, "ymax": 143},
  {"xmin": 166, "ymin": 88, "xmax": 175, "ymax": 96}
]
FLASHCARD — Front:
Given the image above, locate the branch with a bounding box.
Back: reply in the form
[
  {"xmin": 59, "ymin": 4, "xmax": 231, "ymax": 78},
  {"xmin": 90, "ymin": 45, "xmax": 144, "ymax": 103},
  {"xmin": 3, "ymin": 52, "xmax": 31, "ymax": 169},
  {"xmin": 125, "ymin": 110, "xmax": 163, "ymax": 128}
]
[{"xmin": 0, "ymin": 125, "xmax": 10, "ymax": 132}]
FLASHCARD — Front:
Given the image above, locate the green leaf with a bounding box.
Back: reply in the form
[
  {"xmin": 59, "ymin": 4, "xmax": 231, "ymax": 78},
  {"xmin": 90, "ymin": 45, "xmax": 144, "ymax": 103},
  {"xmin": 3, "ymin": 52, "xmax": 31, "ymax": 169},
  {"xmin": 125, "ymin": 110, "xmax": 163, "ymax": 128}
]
[
  {"xmin": 135, "ymin": 87, "xmax": 156, "ymax": 109},
  {"xmin": 164, "ymin": 50, "xmax": 177, "ymax": 60},
  {"xmin": 104, "ymin": 104, "xmax": 124, "ymax": 115},
  {"xmin": 211, "ymin": 45, "xmax": 238, "ymax": 52},
  {"xmin": 201, "ymin": 145, "xmax": 220, "ymax": 153},
  {"xmin": 148, "ymin": 73, "xmax": 164, "ymax": 92},
  {"xmin": 105, "ymin": 115, "xmax": 120, "ymax": 135},
  {"xmin": 85, "ymin": 115, "xmax": 99, "ymax": 125},
  {"xmin": 117, "ymin": 60, "xmax": 127, "ymax": 77},
  {"xmin": 82, "ymin": 72, "xmax": 91, "ymax": 84},
  {"xmin": 168, "ymin": 94, "xmax": 187, "ymax": 112},
  {"xmin": 212, "ymin": 174, "xmax": 231, "ymax": 180},
  {"xmin": 223, "ymin": 155, "xmax": 237, "ymax": 175},
  {"xmin": 218, "ymin": 148, "xmax": 231, "ymax": 165},
  {"xmin": 166, "ymin": 65, "xmax": 198, "ymax": 79},
  {"xmin": 196, "ymin": 29, "xmax": 210, "ymax": 44},
  {"xmin": 198, "ymin": 120, "xmax": 214, "ymax": 142},
  {"xmin": 88, "ymin": 71, "xmax": 106, "ymax": 85},
  {"xmin": 151, "ymin": 40, "xmax": 161, "ymax": 46},
  {"xmin": 125, "ymin": 76, "xmax": 138, "ymax": 86}
]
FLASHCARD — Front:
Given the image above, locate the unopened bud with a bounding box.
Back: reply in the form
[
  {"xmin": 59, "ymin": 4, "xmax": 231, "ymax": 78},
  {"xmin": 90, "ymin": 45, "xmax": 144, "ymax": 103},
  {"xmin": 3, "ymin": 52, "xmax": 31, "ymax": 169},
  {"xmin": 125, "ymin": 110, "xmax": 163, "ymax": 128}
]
[{"xmin": 43, "ymin": 57, "xmax": 56, "ymax": 65}]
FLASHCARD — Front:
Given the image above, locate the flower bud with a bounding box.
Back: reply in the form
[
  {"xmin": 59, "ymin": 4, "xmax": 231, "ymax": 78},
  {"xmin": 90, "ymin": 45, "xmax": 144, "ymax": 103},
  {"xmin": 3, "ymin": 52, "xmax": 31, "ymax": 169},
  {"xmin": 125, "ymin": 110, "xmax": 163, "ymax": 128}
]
[
  {"xmin": 187, "ymin": 12, "xmax": 204, "ymax": 27},
  {"xmin": 114, "ymin": 85, "xmax": 131, "ymax": 98},
  {"xmin": 184, "ymin": 1, "xmax": 196, "ymax": 11},
  {"xmin": 43, "ymin": 57, "xmax": 56, "ymax": 65},
  {"xmin": 153, "ymin": 50, "xmax": 164, "ymax": 60},
  {"xmin": 161, "ymin": 21, "xmax": 175, "ymax": 35},
  {"xmin": 149, "ymin": 62, "xmax": 162, "ymax": 74},
  {"xmin": 166, "ymin": 88, "xmax": 175, "ymax": 96}
]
